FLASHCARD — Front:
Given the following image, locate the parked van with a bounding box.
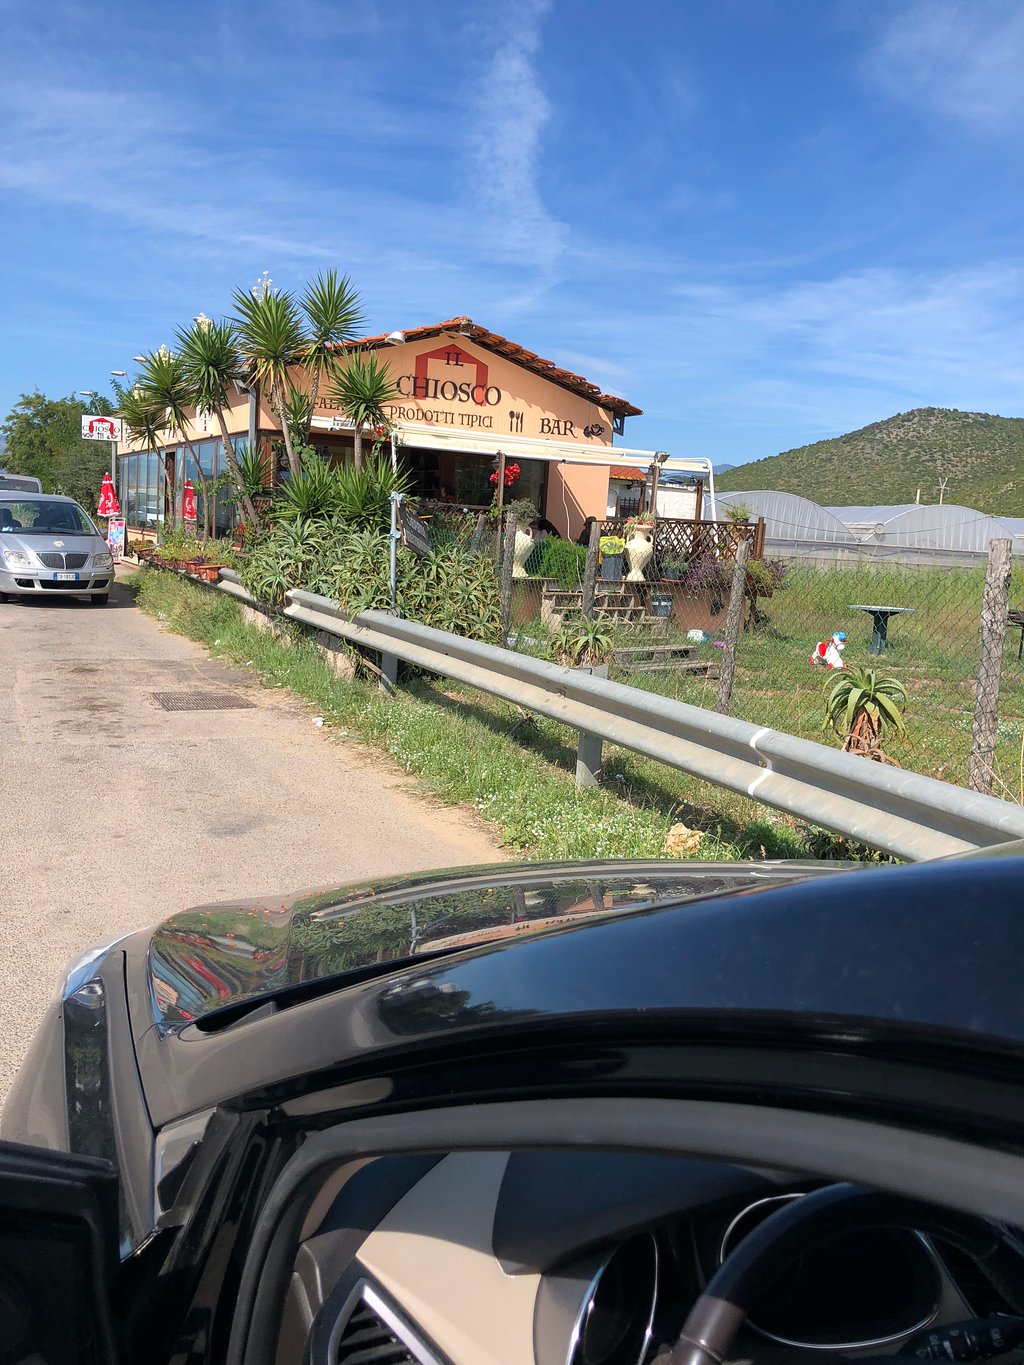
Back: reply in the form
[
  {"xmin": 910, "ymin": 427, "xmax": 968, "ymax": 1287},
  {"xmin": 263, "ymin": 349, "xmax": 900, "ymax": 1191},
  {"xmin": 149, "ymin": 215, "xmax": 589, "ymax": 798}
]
[{"xmin": 0, "ymin": 469, "xmax": 43, "ymax": 493}]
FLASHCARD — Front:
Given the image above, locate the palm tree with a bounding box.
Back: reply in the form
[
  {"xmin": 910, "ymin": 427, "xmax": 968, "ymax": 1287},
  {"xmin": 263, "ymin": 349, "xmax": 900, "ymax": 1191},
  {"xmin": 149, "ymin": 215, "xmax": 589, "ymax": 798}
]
[
  {"xmin": 116, "ymin": 381, "xmax": 176, "ymax": 531},
  {"xmin": 176, "ymin": 316, "xmax": 260, "ymax": 530},
  {"xmin": 300, "ymin": 271, "xmax": 364, "ymax": 428},
  {"xmin": 231, "ymin": 283, "xmax": 306, "ymax": 478},
  {"xmin": 327, "ymin": 351, "xmax": 399, "ymax": 470},
  {"xmin": 135, "ymin": 346, "xmax": 210, "ymax": 531}
]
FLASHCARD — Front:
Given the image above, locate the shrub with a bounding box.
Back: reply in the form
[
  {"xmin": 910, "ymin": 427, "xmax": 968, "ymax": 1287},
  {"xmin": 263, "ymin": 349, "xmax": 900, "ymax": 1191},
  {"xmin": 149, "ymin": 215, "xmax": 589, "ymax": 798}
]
[
  {"xmin": 552, "ymin": 617, "xmax": 614, "ymax": 667},
  {"xmin": 238, "ymin": 517, "xmax": 501, "ymax": 639},
  {"xmin": 528, "ymin": 537, "xmax": 587, "ymax": 587}
]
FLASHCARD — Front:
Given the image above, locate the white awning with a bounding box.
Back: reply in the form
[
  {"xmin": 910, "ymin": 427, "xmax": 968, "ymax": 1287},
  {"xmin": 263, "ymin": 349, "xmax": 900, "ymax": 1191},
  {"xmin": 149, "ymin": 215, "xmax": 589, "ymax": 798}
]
[{"xmin": 309, "ymin": 416, "xmax": 711, "ymax": 478}]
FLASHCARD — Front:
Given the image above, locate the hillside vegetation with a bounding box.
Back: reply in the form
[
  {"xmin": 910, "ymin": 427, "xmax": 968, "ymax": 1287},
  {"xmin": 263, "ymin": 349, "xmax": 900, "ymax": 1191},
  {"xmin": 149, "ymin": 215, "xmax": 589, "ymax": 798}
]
[{"xmin": 717, "ymin": 408, "xmax": 1024, "ymax": 515}]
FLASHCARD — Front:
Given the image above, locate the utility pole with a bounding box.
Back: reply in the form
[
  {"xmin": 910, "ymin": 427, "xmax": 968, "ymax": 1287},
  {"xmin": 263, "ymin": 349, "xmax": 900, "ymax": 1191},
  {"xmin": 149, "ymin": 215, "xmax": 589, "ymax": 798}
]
[{"xmin": 938, "ymin": 477, "xmax": 949, "ymax": 506}]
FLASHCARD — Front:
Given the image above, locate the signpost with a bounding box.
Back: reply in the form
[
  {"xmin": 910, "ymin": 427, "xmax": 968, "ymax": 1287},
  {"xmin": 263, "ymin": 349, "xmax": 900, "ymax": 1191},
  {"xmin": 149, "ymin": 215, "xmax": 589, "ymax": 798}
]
[
  {"xmin": 81, "ymin": 415, "xmax": 123, "ymax": 443},
  {"xmin": 106, "ymin": 517, "xmax": 126, "ymax": 563},
  {"xmin": 397, "ymin": 503, "xmax": 432, "ymax": 558},
  {"xmin": 82, "ymin": 415, "xmax": 123, "ymax": 499}
]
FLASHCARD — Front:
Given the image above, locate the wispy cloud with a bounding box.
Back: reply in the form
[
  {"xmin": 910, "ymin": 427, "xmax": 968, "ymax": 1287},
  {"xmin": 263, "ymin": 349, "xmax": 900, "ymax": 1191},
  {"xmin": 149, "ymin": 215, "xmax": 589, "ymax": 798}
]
[
  {"xmin": 864, "ymin": 0, "xmax": 1024, "ymax": 131},
  {"xmin": 464, "ymin": 0, "xmax": 567, "ymax": 291}
]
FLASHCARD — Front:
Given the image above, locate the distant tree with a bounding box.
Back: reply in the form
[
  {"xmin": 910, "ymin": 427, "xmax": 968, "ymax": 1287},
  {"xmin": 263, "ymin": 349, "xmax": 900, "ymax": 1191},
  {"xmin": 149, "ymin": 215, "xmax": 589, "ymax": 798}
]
[{"xmin": 0, "ymin": 391, "xmax": 114, "ymax": 510}]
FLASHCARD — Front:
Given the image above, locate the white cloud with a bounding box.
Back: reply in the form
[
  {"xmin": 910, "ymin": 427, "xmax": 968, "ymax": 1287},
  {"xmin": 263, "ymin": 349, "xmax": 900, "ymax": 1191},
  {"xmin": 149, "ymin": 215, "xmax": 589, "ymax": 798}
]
[
  {"xmin": 464, "ymin": 0, "xmax": 567, "ymax": 287},
  {"xmin": 864, "ymin": 0, "xmax": 1024, "ymax": 131}
]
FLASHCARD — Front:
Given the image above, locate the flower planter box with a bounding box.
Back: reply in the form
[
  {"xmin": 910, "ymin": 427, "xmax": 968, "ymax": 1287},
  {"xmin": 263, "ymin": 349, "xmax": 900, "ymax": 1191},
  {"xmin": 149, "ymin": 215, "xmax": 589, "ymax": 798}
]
[{"xmin": 192, "ymin": 564, "xmax": 225, "ymax": 583}]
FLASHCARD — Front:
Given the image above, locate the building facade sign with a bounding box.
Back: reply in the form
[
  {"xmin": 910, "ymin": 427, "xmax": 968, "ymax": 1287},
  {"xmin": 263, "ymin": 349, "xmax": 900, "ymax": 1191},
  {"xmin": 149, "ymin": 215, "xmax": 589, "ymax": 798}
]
[{"xmin": 312, "ymin": 336, "xmax": 615, "ymax": 444}]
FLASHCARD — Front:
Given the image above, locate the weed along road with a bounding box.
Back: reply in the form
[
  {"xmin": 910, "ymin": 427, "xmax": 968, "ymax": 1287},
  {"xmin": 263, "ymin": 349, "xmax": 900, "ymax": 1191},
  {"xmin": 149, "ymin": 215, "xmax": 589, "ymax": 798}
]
[{"xmin": 0, "ymin": 572, "xmax": 503, "ymax": 1103}]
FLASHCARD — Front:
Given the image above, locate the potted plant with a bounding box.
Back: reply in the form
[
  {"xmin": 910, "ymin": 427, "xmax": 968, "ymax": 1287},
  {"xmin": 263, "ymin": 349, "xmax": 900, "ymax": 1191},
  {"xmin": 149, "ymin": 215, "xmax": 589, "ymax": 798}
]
[
  {"xmin": 552, "ymin": 617, "xmax": 614, "ymax": 677},
  {"xmin": 623, "ymin": 513, "xmax": 655, "ymax": 582},
  {"xmin": 660, "ymin": 558, "xmax": 688, "ymax": 581},
  {"xmin": 599, "ymin": 535, "xmax": 626, "ymax": 580},
  {"xmin": 503, "ymin": 498, "xmax": 538, "ymax": 578}
]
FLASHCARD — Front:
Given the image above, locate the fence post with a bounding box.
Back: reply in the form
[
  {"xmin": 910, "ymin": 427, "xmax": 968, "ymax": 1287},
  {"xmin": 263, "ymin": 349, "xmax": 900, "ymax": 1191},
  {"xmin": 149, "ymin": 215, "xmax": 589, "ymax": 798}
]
[
  {"xmin": 715, "ymin": 537, "xmax": 751, "ymax": 714},
  {"xmin": 499, "ymin": 512, "xmax": 518, "ymax": 647},
  {"xmin": 469, "ymin": 512, "xmax": 489, "ymax": 556},
  {"xmin": 581, "ymin": 518, "xmax": 601, "ymax": 619},
  {"xmin": 969, "ymin": 537, "xmax": 1012, "ymax": 794}
]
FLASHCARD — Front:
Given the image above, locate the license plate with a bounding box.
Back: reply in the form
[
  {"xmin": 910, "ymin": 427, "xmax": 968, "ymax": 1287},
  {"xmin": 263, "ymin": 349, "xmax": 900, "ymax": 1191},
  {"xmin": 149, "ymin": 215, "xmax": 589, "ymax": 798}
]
[{"xmin": 53, "ymin": 572, "xmax": 78, "ymax": 582}]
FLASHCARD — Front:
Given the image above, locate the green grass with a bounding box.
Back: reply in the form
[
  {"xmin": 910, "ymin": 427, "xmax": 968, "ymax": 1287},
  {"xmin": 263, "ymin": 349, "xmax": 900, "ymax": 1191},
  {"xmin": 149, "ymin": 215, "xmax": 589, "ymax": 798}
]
[
  {"xmin": 130, "ymin": 568, "xmax": 838, "ymax": 863},
  {"xmin": 550, "ymin": 560, "xmax": 1024, "ymax": 802}
]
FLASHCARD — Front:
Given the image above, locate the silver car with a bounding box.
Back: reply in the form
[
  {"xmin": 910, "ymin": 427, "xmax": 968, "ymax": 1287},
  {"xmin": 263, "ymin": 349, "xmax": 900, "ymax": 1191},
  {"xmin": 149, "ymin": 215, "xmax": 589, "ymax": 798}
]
[{"xmin": 0, "ymin": 492, "xmax": 114, "ymax": 604}]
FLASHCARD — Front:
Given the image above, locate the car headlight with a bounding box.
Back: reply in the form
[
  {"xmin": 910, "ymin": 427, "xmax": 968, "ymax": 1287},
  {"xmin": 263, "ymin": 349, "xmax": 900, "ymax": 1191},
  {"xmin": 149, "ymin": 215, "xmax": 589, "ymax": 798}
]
[
  {"xmin": 92, "ymin": 550, "xmax": 113, "ymax": 568},
  {"xmin": 1, "ymin": 548, "xmax": 36, "ymax": 569}
]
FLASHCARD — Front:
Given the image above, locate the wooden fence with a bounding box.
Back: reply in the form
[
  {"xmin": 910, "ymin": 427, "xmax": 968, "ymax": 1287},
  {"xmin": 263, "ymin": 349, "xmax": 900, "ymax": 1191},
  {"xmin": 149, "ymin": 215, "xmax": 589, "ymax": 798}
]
[{"xmin": 600, "ymin": 517, "xmax": 765, "ymax": 570}]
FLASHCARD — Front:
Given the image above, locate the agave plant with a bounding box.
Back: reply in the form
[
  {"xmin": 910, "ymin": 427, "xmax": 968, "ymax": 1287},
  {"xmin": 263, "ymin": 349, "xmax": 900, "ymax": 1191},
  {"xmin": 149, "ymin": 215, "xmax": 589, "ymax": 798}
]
[
  {"xmin": 823, "ymin": 667, "xmax": 907, "ymax": 763},
  {"xmin": 552, "ymin": 617, "xmax": 614, "ymax": 668},
  {"xmin": 330, "ymin": 453, "xmax": 411, "ymax": 531}
]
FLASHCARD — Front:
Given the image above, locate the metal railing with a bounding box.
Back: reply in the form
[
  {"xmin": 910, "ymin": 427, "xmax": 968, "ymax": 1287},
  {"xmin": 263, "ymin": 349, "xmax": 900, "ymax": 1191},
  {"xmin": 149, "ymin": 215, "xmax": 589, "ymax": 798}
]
[{"xmin": 217, "ymin": 570, "xmax": 1024, "ymax": 861}]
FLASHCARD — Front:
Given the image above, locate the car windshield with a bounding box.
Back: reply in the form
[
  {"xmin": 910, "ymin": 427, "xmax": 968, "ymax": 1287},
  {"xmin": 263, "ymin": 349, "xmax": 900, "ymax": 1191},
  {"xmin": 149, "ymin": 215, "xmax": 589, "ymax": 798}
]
[{"xmin": 0, "ymin": 500, "xmax": 97, "ymax": 536}]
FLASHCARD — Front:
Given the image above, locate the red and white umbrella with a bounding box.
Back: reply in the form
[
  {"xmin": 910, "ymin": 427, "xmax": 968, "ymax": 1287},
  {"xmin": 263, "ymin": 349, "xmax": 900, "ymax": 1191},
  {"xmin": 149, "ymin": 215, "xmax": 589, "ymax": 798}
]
[
  {"xmin": 96, "ymin": 472, "xmax": 120, "ymax": 518},
  {"xmin": 182, "ymin": 478, "xmax": 198, "ymax": 523}
]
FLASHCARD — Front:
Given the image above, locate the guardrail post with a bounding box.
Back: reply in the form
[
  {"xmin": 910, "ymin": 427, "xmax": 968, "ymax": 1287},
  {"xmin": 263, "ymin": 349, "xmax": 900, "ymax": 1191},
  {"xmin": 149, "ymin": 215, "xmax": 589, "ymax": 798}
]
[
  {"xmin": 715, "ymin": 537, "xmax": 751, "ymax": 713},
  {"xmin": 575, "ymin": 661, "xmax": 607, "ymax": 788},
  {"xmin": 380, "ymin": 652, "xmax": 399, "ymax": 689},
  {"xmin": 969, "ymin": 537, "xmax": 1012, "ymax": 793},
  {"xmin": 576, "ymin": 731, "xmax": 603, "ymax": 788}
]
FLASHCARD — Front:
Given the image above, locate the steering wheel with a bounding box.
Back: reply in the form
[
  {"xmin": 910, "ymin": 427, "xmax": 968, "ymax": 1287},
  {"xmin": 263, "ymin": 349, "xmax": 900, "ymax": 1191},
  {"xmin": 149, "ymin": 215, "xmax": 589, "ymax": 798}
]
[{"xmin": 669, "ymin": 1183, "xmax": 1024, "ymax": 1365}]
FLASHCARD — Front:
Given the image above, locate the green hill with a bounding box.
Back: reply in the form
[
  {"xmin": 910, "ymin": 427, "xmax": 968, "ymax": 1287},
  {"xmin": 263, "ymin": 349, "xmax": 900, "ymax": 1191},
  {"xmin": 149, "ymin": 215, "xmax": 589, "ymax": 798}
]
[{"xmin": 717, "ymin": 408, "xmax": 1024, "ymax": 515}]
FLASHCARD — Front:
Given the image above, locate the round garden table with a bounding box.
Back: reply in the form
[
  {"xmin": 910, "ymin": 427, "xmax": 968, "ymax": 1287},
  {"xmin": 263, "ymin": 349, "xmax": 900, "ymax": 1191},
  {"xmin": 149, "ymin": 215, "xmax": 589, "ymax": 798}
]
[{"xmin": 848, "ymin": 604, "xmax": 915, "ymax": 655}]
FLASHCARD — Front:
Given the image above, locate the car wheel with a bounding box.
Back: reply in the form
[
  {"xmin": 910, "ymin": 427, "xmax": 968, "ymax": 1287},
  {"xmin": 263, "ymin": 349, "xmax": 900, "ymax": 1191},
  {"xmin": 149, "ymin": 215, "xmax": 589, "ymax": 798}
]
[
  {"xmin": 90, "ymin": 593, "xmax": 110, "ymax": 605},
  {"xmin": 0, "ymin": 592, "xmax": 8, "ymax": 603}
]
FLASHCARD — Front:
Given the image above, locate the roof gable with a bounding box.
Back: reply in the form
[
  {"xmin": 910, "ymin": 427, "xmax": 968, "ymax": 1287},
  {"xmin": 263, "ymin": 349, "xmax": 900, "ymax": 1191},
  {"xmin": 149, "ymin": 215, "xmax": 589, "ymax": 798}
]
[{"xmin": 335, "ymin": 318, "xmax": 641, "ymax": 418}]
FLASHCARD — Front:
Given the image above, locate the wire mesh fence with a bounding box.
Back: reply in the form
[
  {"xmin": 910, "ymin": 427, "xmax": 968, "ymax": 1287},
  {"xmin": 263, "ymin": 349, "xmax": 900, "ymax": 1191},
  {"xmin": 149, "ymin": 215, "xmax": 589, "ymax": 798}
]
[
  {"xmin": 505, "ymin": 545, "xmax": 1024, "ymax": 800},
  {"xmin": 396, "ymin": 508, "xmax": 1023, "ymax": 801}
]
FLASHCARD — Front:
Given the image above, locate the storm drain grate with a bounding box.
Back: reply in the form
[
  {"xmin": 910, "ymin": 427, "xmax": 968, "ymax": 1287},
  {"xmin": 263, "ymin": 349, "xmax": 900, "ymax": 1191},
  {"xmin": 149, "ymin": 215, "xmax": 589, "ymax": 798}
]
[{"xmin": 152, "ymin": 690, "xmax": 255, "ymax": 712}]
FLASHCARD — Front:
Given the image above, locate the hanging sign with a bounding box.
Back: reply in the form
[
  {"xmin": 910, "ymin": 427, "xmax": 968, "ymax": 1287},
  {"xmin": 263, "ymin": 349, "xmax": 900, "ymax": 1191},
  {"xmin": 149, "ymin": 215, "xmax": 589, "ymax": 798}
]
[
  {"xmin": 398, "ymin": 503, "xmax": 432, "ymax": 557},
  {"xmin": 81, "ymin": 415, "xmax": 123, "ymax": 442},
  {"xmin": 106, "ymin": 517, "xmax": 126, "ymax": 562}
]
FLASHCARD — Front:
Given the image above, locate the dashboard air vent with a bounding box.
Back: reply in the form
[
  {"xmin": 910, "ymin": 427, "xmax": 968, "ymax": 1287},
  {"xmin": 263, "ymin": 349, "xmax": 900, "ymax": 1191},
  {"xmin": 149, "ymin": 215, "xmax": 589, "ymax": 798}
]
[{"xmin": 332, "ymin": 1281, "xmax": 442, "ymax": 1365}]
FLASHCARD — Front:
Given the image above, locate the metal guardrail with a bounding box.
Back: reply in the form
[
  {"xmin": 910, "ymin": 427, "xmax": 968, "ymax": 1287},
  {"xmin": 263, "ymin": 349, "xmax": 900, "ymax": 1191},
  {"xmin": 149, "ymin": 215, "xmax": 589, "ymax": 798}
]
[{"xmin": 217, "ymin": 569, "xmax": 1024, "ymax": 861}]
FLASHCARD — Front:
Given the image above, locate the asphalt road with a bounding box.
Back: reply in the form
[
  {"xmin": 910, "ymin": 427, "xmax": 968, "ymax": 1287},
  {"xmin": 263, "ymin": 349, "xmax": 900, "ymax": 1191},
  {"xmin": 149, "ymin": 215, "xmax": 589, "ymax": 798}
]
[{"xmin": 0, "ymin": 571, "xmax": 503, "ymax": 1103}]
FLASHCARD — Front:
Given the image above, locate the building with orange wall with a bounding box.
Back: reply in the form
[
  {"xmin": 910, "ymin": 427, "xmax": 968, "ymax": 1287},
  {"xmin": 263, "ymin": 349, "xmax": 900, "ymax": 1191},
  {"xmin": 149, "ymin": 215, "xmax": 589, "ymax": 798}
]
[{"xmin": 116, "ymin": 318, "xmax": 715, "ymax": 537}]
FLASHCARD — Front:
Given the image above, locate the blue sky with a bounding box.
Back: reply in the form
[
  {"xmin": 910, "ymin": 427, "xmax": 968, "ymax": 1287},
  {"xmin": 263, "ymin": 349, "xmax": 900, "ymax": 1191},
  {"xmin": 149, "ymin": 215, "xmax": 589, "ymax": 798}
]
[{"xmin": 0, "ymin": 0, "xmax": 1021, "ymax": 464}]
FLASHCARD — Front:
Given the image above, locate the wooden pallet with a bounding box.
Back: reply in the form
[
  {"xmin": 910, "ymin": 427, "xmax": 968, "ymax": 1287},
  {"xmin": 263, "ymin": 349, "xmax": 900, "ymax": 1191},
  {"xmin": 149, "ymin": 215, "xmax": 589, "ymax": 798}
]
[{"xmin": 610, "ymin": 643, "xmax": 720, "ymax": 677}]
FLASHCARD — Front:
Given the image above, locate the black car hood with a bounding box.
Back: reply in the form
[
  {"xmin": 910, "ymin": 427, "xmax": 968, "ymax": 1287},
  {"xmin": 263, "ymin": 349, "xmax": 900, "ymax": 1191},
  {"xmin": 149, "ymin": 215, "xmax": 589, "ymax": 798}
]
[{"xmin": 146, "ymin": 859, "xmax": 853, "ymax": 1030}]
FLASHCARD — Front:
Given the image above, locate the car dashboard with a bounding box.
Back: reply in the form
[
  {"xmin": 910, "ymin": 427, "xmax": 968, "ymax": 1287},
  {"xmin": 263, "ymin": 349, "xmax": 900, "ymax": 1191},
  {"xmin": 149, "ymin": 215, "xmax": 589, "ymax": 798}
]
[{"xmin": 275, "ymin": 1150, "xmax": 1017, "ymax": 1365}]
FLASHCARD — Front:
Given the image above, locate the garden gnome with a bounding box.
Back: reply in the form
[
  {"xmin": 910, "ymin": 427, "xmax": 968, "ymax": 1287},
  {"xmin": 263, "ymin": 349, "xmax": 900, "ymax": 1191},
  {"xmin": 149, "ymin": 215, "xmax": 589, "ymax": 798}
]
[{"xmin": 810, "ymin": 631, "xmax": 846, "ymax": 669}]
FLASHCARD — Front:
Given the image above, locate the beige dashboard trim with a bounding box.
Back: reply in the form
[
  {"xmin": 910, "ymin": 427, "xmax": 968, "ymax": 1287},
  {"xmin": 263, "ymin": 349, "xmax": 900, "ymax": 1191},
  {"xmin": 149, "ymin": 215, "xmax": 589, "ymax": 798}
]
[{"xmin": 356, "ymin": 1152, "xmax": 539, "ymax": 1365}]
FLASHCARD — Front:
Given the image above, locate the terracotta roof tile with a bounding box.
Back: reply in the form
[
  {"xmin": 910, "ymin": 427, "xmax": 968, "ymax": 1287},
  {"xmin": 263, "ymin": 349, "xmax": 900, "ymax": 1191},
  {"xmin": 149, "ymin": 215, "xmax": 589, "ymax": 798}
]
[
  {"xmin": 610, "ymin": 465, "xmax": 645, "ymax": 479},
  {"xmin": 334, "ymin": 318, "xmax": 642, "ymax": 418}
]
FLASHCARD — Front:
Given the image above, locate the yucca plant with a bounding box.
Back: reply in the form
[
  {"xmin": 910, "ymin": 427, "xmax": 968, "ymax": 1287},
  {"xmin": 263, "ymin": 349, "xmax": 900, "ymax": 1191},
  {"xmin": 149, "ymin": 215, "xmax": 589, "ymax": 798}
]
[
  {"xmin": 116, "ymin": 381, "xmax": 176, "ymax": 531},
  {"xmin": 823, "ymin": 667, "xmax": 907, "ymax": 764},
  {"xmin": 300, "ymin": 271, "xmax": 364, "ymax": 419},
  {"xmin": 232, "ymin": 284, "xmax": 306, "ymax": 479},
  {"xmin": 175, "ymin": 316, "xmax": 260, "ymax": 530},
  {"xmin": 327, "ymin": 351, "xmax": 399, "ymax": 470}
]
